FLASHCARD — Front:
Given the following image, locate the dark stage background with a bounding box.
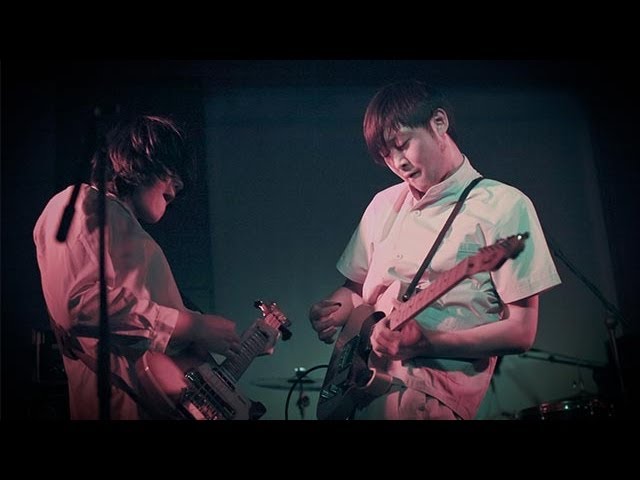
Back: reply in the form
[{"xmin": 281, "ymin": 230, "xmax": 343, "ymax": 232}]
[{"xmin": 2, "ymin": 60, "xmax": 637, "ymax": 420}]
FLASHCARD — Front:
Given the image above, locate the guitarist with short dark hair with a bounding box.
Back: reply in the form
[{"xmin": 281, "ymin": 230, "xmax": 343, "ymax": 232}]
[{"xmin": 309, "ymin": 81, "xmax": 561, "ymax": 420}]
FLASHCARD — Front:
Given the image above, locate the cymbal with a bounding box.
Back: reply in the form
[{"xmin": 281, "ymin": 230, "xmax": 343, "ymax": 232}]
[{"xmin": 251, "ymin": 376, "xmax": 322, "ymax": 391}]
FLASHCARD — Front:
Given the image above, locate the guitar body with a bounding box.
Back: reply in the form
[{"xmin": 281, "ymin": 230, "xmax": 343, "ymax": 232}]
[
  {"xmin": 136, "ymin": 300, "xmax": 290, "ymax": 420},
  {"xmin": 136, "ymin": 350, "xmax": 265, "ymax": 420},
  {"xmin": 317, "ymin": 304, "xmax": 390, "ymax": 420}
]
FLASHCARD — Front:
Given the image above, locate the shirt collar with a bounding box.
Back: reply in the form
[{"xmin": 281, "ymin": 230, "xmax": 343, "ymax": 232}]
[
  {"xmin": 410, "ymin": 155, "xmax": 481, "ymax": 208},
  {"xmin": 88, "ymin": 183, "xmax": 139, "ymax": 222}
]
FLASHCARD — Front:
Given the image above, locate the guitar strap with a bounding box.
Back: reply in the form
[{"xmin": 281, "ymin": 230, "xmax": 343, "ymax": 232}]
[
  {"xmin": 49, "ymin": 316, "xmax": 156, "ymax": 417},
  {"xmin": 401, "ymin": 176, "xmax": 483, "ymax": 302}
]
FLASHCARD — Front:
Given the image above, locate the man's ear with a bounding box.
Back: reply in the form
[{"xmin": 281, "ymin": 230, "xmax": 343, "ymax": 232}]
[{"xmin": 430, "ymin": 108, "xmax": 449, "ymax": 136}]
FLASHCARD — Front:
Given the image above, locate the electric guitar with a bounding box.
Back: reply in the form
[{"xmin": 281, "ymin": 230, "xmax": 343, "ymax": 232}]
[
  {"xmin": 316, "ymin": 233, "xmax": 529, "ymax": 420},
  {"xmin": 136, "ymin": 300, "xmax": 291, "ymax": 420}
]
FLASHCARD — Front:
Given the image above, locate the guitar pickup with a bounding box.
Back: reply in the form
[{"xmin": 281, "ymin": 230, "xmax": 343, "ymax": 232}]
[{"xmin": 320, "ymin": 384, "xmax": 339, "ymax": 400}]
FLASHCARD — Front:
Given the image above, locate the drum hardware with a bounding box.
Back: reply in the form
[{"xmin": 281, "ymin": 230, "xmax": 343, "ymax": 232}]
[
  {"xmin": 519, "ymin": 347, "xmax": 606, "ymax": 369},
  {"xmin": 548, "ymin": 238, "xmax": 629, "ymax": 408},
  {"xmin": 252, "ymin": 367, "xmax": 323, "ymax": 419},
  {"xmin": 251, "ymin": 370, "xmax": 322, "ymax": 392},
  {"xmin": 517, "ymin": 392, "xmax": 614, "ymax": 420},
  {"xmin": 517, "ymin": 347, "xmax": 614, "ymax": 419}
]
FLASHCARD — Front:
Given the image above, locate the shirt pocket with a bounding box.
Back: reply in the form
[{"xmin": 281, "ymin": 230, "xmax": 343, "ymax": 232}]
[{"xmin": 455, "ymin": 242, "xmax": 481, "ymax": 262}]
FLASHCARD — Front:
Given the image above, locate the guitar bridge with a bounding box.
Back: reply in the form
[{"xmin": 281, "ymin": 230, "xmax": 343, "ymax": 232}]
[{"xmin": 182, "ymin": 369, "xmax": 236, "ymax": 420}]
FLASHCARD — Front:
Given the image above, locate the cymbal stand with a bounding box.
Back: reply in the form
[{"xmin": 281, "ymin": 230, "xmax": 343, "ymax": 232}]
[
  {"xmin": 294, "ymin": 368, "xmax": 310, "ymax": 419},
  {"xmin": 548, "ymin": 238, "xmax": 629, "ymax": 409},
  {"xmin": 285, "ymin": 364, "xmax": 328, "ymax": 420}
]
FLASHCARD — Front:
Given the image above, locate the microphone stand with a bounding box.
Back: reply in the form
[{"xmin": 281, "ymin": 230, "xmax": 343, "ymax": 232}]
[
  {"xmin": 56, "ymin": 106, "xmax": 116, "ymax": 420},
  {"xmin": 548, "ymin": 238, "xmax": 629, "ymax": 411},
  {"xmin": 95, "ymin": 109, "xmax": 111, "ymax": 420}
]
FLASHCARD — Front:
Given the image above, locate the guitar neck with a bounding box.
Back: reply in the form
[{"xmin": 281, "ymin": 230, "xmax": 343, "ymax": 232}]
[
  {"xmin": 220, "ymin": 323, "xmax": 271, "ymax": 381},
  {"xmin": 389, "ymin": 258, "xmax": 469, "ymax": 331}
]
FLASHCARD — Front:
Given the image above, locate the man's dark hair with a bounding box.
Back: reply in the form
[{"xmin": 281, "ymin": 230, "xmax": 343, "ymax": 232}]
[
  {"xmin": 363, "ymin": 80, "xmax": 458, "ymax": 165},
  {"xmin": 91, "ymin": 115, "xmax": 193, "ymax": 198}
]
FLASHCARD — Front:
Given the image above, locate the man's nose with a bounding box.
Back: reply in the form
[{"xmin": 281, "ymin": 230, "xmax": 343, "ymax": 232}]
[
  {"xmin": 164, "ymin": 183, "xmax": 176, "ymax": 203},
  {"xmin": 391, "ymin": 151, "xmax": 410, "ymax": 171}
]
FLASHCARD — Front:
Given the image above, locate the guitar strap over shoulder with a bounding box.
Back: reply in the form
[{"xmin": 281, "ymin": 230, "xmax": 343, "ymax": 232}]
[
  {"xmin": 401, "ymin": 176, "xmax": 483, "ymax": 302},
  {"xmin": 48, "ymin": 316, "xmax": 155, "ymax": 416}
]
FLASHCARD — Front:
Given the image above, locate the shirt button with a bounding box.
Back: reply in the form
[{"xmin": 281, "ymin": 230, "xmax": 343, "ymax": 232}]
[
  {"xmin": 395, "ymin": 253, "xmax": 403, "ymax": 259},
  {"xmin": 413, "ymin": 210, "xmax": 421, "ymax": 216}
]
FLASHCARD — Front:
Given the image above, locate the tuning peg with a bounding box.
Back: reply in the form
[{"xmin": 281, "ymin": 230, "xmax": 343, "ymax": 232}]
[
  {"xmin": 254, "ymin": 299, "xmax": 292, "ymax": 339},
  {"xmin": 254, "ymin": 299, "xmax": 268, "ymax": 315},
  {"xmin": 279, "ymin": 325, "xmax": 292, "ymax": 341}
]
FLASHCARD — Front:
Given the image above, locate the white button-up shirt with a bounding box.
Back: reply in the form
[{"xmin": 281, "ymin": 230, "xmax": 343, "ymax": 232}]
[
  {"xmin": 34, "ymin": 184, "xmax": 183, "ymax": 419},
  {"xmin": 337, "ymin": 157, "xmax": 561, "ymax": 419}
]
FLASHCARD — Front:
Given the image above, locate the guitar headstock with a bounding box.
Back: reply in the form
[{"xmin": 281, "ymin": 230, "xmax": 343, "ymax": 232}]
[
  {"xmin": 254, "ymin": 300, "xmax": 292, "ymax": 341},
  {"xmin": 466, "ymin": 232, "xmax": 529, "ymax": 276}
]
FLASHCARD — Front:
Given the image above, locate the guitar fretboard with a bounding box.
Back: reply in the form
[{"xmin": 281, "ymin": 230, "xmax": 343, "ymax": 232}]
[
  {"xmin": 389, "ymin": 258, "xmax": 469, "ymax": 331},
  {"xmin": 220, "ymin": 326, "xmax": 271, "ymax": 381}
]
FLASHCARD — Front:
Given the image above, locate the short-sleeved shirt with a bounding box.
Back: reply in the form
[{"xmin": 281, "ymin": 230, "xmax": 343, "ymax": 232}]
[
  {"xmin": 33, "ymin": 184, "xmax": 183, "ymax": 419},
  {"xmin": 337, "ymin": 157, "xmax": 561, "ymax": 419}
]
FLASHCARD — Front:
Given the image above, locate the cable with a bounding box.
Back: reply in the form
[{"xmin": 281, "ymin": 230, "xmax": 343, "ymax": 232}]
[{"xmin": 284, "ymin": 364, "xmax": 328, "ymax": 420}]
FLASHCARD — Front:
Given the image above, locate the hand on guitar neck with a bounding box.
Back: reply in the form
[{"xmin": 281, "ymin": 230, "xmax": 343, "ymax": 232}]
[
  {"xmin": 185, "ymin": 309, "xmax": 284, "ymax": 361},
  {"xmin": 171, "ymin": 311, "xmax": 242, "ymax": 357},
  {"xmin": 138, "ymin": 300, "xmax": 292, "ymax": 420},
  {"xmin": 245, "ymin": 317, "xmax": 281, "ymax": 357}
]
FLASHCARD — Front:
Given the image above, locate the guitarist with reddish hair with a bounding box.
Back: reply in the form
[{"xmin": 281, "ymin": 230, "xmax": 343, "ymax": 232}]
[{"xmin": 309, "ymin": 81, "xmax": 561, "ymax": 420}]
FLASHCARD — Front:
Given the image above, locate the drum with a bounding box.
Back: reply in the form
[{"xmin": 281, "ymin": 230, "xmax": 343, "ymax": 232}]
[{"xmin": 517, "ymin": 395, "xmax": 614, "ymax": 420}]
